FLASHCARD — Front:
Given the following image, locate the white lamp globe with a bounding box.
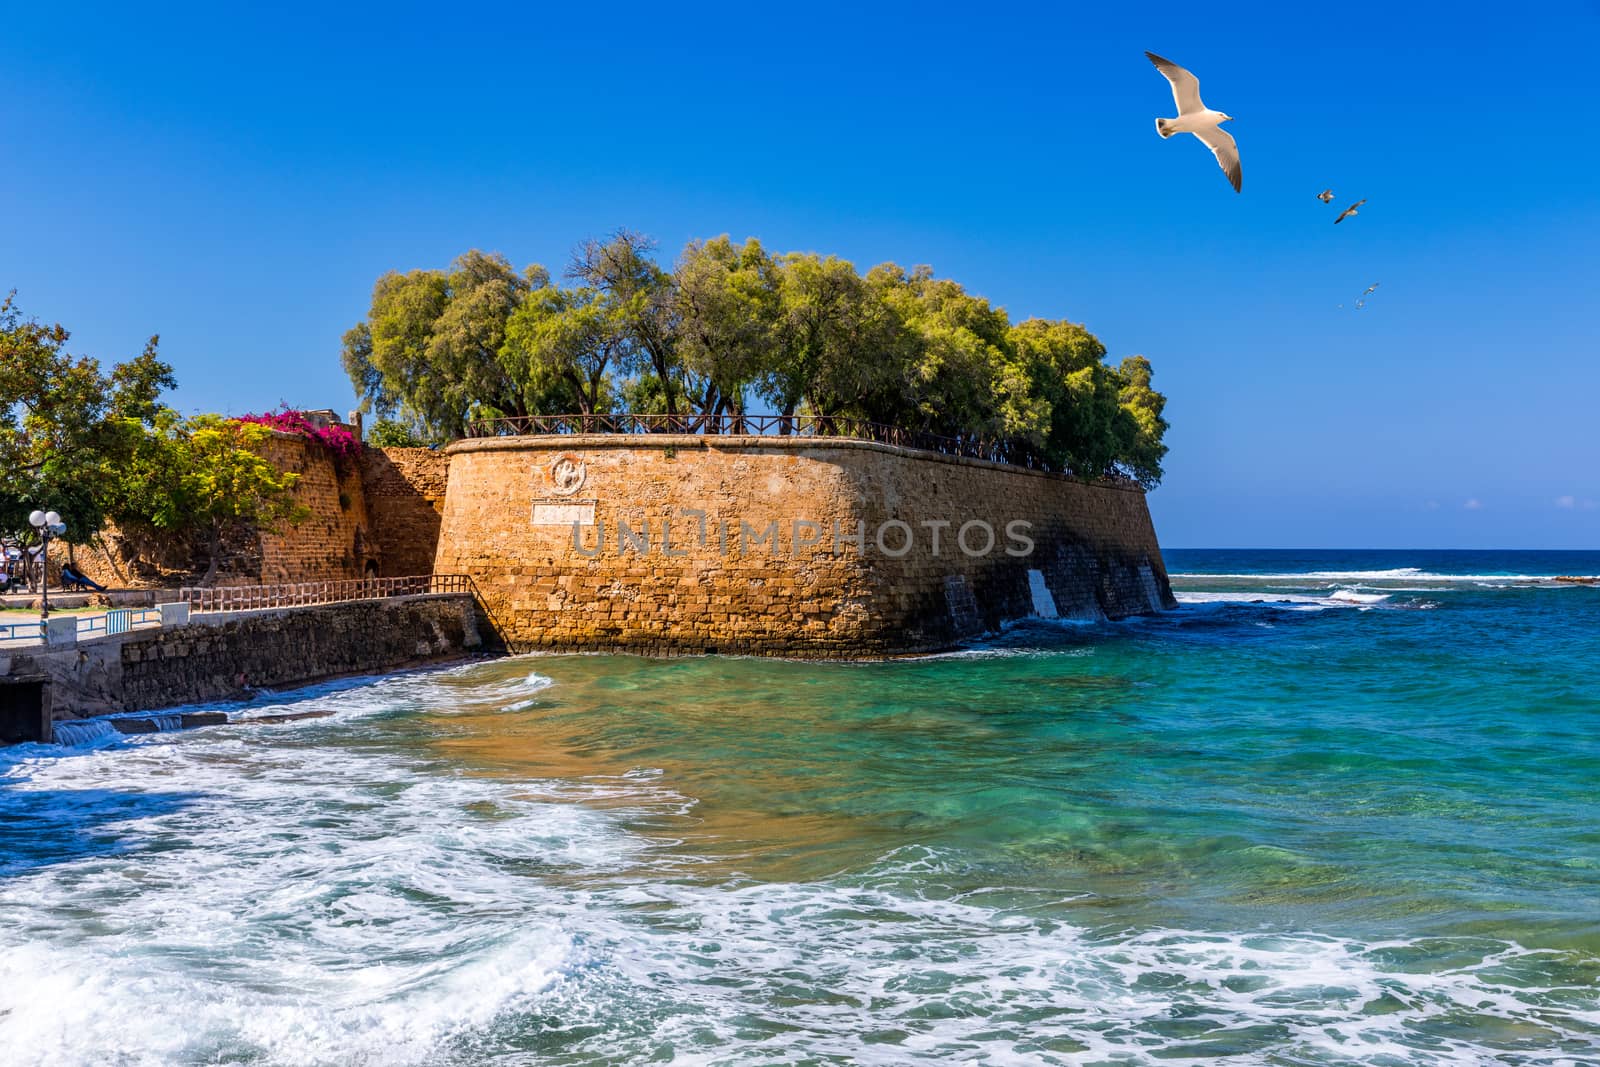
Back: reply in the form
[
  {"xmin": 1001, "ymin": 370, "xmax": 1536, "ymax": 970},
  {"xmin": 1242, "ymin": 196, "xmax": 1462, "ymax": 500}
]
[
  {"xmin": 44, "ymin": 510, "xmax": 61, "ymax": 526},
  {"xmin": 28, "ymin": 510, "xmax": 45, "ymax": 528}
]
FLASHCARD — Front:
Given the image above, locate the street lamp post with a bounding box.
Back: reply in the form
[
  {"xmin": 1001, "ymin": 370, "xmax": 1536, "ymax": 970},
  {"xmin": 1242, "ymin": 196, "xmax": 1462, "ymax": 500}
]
[{"xmin": 27, "ymin": 509, "xmax": 65, "ymax": 621}]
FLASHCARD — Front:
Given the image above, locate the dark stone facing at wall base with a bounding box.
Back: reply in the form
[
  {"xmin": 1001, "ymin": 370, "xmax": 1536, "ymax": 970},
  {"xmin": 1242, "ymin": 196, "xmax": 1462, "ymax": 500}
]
[
  {"xmin": 2, "ymin": 594, "xmax": 490, "ymax": 723},
  {"xmin": 109, "ymin": 712, "xmax": 229, "ymax": 734},
  {"xmin": 117, "ymin": 595, "xmax": 484, "ymax": 710}
]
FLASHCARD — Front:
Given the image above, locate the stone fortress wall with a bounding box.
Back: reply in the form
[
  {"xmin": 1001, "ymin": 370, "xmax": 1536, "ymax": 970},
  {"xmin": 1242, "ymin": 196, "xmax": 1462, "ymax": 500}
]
[
  {"xmin": 60, "ymin": 418, "xmax": 1175, "ymax": 659},
  {"xmin": 75, "ymin": 431, "xmax": 446, "ymax": 590},
  {"xmin": 432, "ymin": 435, "xmax": 1175, "ymax": 657},
  {"xmin": 254, "ymin": 432, "xmax": 372, "ymax": 584},
  {"xmin": 360, "ymin": 447, "xmax": 451, "ymax": 578}
]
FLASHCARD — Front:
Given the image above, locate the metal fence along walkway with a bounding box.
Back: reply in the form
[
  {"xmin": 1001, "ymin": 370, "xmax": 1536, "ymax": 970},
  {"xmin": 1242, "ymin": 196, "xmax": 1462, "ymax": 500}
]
[
  {"xmin": 464, "ymin": 413, "xmax": 1028, "ymax": 467},
  {"xmin": 1, "ymin": 576, "xmax": 479, "ymax": 647},
  {"xmin": 177, "ymin": 574, "xmax": 473, "ymax": 614},
  {"xmin": 79, "ymin": 608, "xmax": 160, "ymax": 637}
]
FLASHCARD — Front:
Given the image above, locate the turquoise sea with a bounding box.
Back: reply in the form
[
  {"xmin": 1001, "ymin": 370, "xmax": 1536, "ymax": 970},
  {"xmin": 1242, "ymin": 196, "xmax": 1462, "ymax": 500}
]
[{"xmin": 2, "ymin": 549, "xmax": 1597, "ymax": 1065}]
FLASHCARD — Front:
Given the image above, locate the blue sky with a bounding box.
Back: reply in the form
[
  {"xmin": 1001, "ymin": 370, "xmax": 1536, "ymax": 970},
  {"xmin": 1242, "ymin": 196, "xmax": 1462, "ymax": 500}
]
[{"xmin": 3, "ymin": 2, "xmax": 1596, "ymax": 548}]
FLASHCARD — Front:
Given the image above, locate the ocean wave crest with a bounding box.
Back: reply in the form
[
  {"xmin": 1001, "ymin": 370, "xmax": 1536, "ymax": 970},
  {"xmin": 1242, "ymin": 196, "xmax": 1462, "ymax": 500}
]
[{"xmin": 1173, "ymin": 568, "xmax": 1598, "ymax": 585}]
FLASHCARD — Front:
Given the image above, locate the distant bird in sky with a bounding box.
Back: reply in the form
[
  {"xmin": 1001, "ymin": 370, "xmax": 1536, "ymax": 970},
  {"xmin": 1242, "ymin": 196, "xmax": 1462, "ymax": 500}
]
[
  {"xmin": 1145, "ymin": 51, "xmax": 1241, "ymax": 193},
  {"xmin": 1317, "ymin": 189, "xmax": 1335, "ymax": 203},
  {"xmin": 1337, "ymin": 284, "xmax": 1381, "ymax": 311},
  {"xmin": 1334, "ymin": 198, "xmax": 1367, "ymax": 224}
]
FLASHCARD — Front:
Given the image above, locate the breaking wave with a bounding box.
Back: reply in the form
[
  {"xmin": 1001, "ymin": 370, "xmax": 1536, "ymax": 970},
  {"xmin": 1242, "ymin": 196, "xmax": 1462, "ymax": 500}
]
[
  {"xmin": 1172, "ymin": 568, "xmax": 1597, "ymax": 586},
  {"xmin": 3, "ymin": 660, "xmax": 1596, "ymax": 1065},
  {"xmin": 1174, "ymin": 589, "xmax": 1393, "ymax": 611}
]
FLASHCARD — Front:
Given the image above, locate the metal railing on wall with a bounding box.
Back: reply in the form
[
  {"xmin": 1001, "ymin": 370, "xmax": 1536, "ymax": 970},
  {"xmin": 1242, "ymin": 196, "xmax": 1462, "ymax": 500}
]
[
  {"xmin": 178, "ymin": 574, "xmax": 473, "ymax": 614},
  {"xmin": 1, "ymin": 611, "xmax": 159, "ymax": 645},
  {"xmin": 464, "ymin": 412, "xmax": 1011, "ymax": 461},
  {"xmin": 3, "ymin": 577, "xmax": 514, "ymax": 651},
  {"xmin": 460, "ymin": 412, "xmax": 1142, "ymax": 487},
  {"xmin": 0, "ymin": 620, "xmax": 43, "ymax": 643},
  {"xmin": 77, "ymin": 608, "xmax": 160, "ymax": 637}
]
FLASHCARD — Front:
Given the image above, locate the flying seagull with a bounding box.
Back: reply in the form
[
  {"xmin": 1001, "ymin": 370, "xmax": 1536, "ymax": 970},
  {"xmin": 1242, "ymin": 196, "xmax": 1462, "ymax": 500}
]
[
  {"xmin": 1334, "ymin": 198, "xmax": 1367, "ymax": 224},
  {"xmin": 1363, "ymin": 283, "xmax": 1380, "ymax": 295},
  {"xmin": 1145, "ymin": 51, "xmax": 1241, "ymax": 193},
  {"xmin": 1317, "ymin": 189, "xmax": 1335, "ymax": 203}
]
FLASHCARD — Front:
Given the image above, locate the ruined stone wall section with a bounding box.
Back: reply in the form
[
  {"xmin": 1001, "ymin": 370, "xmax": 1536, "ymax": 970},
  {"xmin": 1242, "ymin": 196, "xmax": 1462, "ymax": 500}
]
[
  {"xmin": 433, "ymin": 436, "xmax": 1175, "ymax": 658},
  {"xmin": 255, "ymin": 433, "xmax": 372, "ymax": 584},
  {"xmin": 360, "ymin": 447, "xmax": 449, "ymax": 578},
  {"xmin": 70, "ymin": 431, "xmax": 375, "ymax": 588}
]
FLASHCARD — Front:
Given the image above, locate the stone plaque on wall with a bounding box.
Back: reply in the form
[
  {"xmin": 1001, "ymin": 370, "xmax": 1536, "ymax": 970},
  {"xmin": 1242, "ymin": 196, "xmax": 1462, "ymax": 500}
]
[{"xmin": 531, "ymin": 499, "xmax": 596, "ymax": 526}]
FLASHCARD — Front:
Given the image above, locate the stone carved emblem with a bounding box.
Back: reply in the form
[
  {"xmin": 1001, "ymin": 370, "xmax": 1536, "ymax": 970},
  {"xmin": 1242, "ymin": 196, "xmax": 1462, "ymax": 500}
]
[{"xmin": 550, "ymin": 454, "xmax": 587, "ymax": 496}]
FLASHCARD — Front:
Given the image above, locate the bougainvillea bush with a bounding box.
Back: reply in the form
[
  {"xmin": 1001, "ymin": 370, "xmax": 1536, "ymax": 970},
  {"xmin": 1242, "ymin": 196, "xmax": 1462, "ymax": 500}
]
[{"xmin": 237, "ymin": 408, "xmax": 362, "ymax": 461}]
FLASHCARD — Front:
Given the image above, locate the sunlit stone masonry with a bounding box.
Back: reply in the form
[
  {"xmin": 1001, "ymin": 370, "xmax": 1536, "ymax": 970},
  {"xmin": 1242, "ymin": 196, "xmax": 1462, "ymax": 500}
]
[{"xmin": 433, "ymin": 435, "xmax": 1175, "ymax": 658}]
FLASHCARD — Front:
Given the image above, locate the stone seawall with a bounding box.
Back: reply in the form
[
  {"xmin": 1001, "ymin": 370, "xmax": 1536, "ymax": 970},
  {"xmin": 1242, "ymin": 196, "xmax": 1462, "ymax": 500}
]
[
  {"xmin": 1, "ymin": 594, "xmax": 486, "ymax": 722},
  {"xmin": 434, "ymin": 436, "xmax": 1175, "ymax": 657}
]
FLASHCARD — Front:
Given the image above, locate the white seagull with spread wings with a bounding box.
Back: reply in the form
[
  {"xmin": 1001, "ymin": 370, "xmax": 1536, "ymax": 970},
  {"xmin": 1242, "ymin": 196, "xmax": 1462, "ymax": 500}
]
[{"xmin": 1145, "ymin": 51, "xmax": 1241, "ymax": 193}]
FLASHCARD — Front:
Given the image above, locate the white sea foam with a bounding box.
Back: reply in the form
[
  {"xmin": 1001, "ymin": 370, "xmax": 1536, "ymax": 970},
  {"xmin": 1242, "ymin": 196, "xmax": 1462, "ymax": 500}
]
[
  {"xmin": 576, "ymin": 872, "xmax": 1600, "ymax": 1066},
  {"xmin": 1026, "ymin": 567, "xmax": 1059, "ymax": 619},
  {"xmin": 1327, "ymin": 588, "xmax": 1392, "ymax": 605},
  {"xmin": 1174, "ymin": 590, "xmax": 1390, "ymax": 612},
  {"xmin": 1172, "ymin": 568, "xmax": 1597, "ymax": 584},
  {"xmin": 0, "ymin": 685, "xmax": 657, "ymax": 1066},
  {"xmin": 3, "ymin": 666, "xmax": 1597, "ymax": 1066}
]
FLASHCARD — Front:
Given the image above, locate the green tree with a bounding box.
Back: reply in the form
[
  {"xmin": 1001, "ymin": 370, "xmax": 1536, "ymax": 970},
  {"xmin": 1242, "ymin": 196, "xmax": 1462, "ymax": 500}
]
[
  {"xmin": 339, "ymin": 321, "xmax": 386, "ymax": 415},
  {"xmin": 1114, "ymin": 355, "xmax": 1169, "ymax": 488},
  {"xmin": 763, "ymin": 252, "xmax": 846, "ymax": 420},
  {"xmin": 343, "ymin": 251, "xmax": 552, "ymax": 440},
  {"xmin": 1007, "ymin": 317, "xmax": 1124, "ymax": 473},
  {"xmin": 568, "ymin": 231, "xmax": 682, "ymax": 418},
  {"xmin": 366, "ymin": 419, "xmax": 428, "ymax": 448},
  {"xmin": 182, "ymin": 416, "xmax": 308, "ymax": 584},
  {"xmin": 501, "ymin": 276, "xmax": 622, "ymax": 416},
  {"xmin": 340, "ymin": 237, "xmax": 1170, "ymax": 484},
  {"xmin": 617, "ymin": 372, "xmax": 673, "ymax": 416},
  {"xmin": 674, "ymin": 236, "xmax": 781, "ymax": 422},
  {"xmin": 865, "ymin": 264, "xmax": 1014, "ymax": 440},
  {"xmin": 763, "ymin": 254, "xmax": 910, "ymax": 428},
  {"xmin": 0, "ymin": 292, "xmax": 175, "ymax": 544},
  {"xmin": 109, "ymin": 413, "xmax": 308, "ymax": 585}
]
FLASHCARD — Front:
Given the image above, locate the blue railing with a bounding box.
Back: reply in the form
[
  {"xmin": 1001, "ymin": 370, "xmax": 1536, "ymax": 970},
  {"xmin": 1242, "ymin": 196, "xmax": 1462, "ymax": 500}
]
[
  {"xmin": 3, "ymin": 576, "xmax": 460, "ymax": 645},
  {"xmin": 1, "ymin": 610, "xmax": 161, "ymax": 644},
  {"xmin": 78, "ymin": 608, "xmax": 160, "ymax": 637},
  {"xmin": 0, "ymin": 619, "xmax": 43, "ymax": 642}
]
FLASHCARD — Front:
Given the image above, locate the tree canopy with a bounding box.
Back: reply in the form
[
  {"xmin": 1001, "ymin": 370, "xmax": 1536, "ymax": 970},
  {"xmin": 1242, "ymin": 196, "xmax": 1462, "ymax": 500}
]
[
  {"xmin": 2, "ymin": 293, "xmax": 307, "ymax": 581},
  {"xmin": 344, "ymin": 232, "xmax": 1171, "ymax": 485},
  {"xmin": 0, "ymin": 291, "xmax": 174, "ymax": 543}
]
